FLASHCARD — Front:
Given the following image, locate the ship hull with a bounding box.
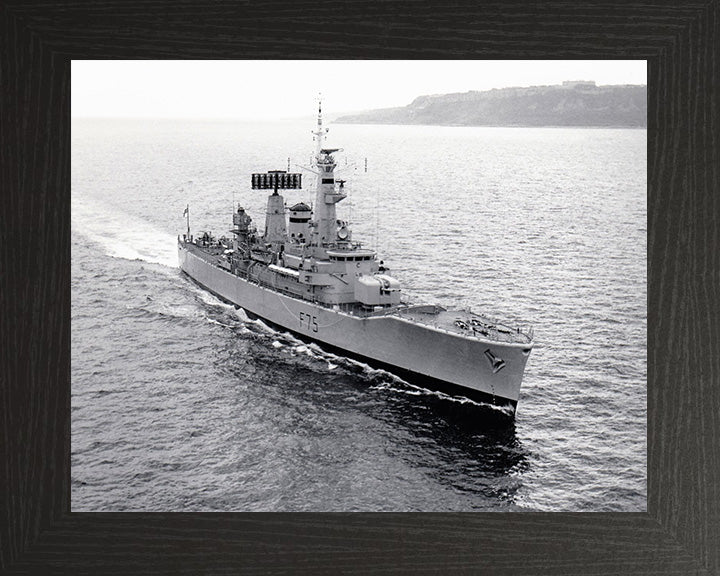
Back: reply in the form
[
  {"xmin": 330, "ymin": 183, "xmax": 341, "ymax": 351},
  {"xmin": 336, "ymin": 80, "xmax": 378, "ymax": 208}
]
[{"xmin": 179, "ymin": 243, "xmax": 530, "ymax": 413}]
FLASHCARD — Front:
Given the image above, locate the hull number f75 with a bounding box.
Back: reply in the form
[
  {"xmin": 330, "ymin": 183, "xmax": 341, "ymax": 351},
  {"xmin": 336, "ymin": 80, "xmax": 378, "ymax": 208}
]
[{"xmin": 299, "ymin": 312, "xmax": 319, "ymax": 333}]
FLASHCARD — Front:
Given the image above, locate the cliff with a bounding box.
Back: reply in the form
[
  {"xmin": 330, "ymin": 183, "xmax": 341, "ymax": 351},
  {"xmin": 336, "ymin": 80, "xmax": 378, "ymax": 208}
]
[{"xmin": 335, "ymin": 82, "xmax": 647, "ymax": 128}]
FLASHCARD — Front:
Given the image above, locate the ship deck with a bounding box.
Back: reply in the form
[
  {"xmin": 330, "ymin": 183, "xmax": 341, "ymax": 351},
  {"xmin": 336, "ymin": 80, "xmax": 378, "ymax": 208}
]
[
  {"xmin": 390, "ymin": 305, "xmax": 533, "ymax": 345},
  {"xmin": 180, "ymin": 239, "xmax": 533, "ymax": 346}
]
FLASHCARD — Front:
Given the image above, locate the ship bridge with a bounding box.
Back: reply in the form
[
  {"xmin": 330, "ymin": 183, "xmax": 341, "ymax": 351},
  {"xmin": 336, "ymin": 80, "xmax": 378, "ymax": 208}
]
[{"xmin": 326, "ymin": 249, "xmax": 375, "ymax": 262}]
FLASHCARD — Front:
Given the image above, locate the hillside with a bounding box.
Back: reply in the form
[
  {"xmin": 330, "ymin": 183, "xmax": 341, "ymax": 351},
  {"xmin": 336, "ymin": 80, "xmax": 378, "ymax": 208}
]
[{"xmin": 335, "ymin": 82, "xmax": 647, "ymax": 128}]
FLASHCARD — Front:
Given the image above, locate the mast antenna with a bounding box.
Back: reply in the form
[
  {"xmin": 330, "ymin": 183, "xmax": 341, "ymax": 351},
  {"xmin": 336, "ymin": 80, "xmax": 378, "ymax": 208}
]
[{"xmin": 312, "ymin": 92, "xmax": 329, "ymax": 157}]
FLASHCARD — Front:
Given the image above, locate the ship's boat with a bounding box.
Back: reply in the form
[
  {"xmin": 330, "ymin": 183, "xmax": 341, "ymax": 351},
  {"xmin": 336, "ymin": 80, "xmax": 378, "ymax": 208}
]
[{"xmin": 178, "ymin": 103, "xmax": 533, "ymax": 415}]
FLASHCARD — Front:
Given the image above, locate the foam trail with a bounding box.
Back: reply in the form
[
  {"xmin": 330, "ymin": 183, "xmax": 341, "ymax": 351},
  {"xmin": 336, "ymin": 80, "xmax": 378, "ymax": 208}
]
[
  {"xmin": 196, "ymin": 289, "xmax": 235, "ymax": 311},
  {"xmin": 72, "ymin": 196, "xmax": 178, "ymax": 268},
  {"xmin": 370, "ymin": 379, "xmax": 514, "ymax": 413},
  {"xmin": 234, "ymin": 307, "xmax": 250, "ymax": 322}
]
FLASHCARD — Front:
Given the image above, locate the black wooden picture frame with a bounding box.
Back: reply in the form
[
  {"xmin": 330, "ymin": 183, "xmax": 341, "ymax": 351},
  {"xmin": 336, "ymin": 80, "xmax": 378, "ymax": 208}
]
[{"xmin": 2, "ymin": 1, "xmax": 718, "ymax": 574}]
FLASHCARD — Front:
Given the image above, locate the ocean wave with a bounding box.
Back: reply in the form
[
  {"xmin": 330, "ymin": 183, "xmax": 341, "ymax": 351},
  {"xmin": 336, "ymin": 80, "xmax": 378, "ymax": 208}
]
[{"xmin": 72, "ymin": 197, "xmax": 178, "ymax": 268}]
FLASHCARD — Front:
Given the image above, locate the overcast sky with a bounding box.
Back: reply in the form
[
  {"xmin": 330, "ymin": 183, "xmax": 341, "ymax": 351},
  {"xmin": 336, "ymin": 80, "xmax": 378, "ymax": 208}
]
[{"xmin": 72, "ymin": 60, "xmax": 647, "ymax": 120}]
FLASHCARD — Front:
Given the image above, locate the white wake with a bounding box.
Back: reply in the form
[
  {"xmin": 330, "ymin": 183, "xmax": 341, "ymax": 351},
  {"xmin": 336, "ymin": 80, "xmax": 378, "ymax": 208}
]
[{"xmin": 72, "ymin": 196, "xmax": 178, "ymax": 268}]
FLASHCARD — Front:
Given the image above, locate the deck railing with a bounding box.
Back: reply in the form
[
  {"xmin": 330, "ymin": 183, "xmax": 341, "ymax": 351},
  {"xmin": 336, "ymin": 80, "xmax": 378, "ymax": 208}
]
[{"xmin": 186, "ymin": 241, "xmax": 534, "ymax": 343}]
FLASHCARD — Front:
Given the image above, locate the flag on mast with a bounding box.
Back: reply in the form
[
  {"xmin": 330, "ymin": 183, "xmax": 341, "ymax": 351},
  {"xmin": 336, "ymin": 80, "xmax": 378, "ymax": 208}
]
[{"xmin": 183, "ymin": 205, "xmax": 188, "ymax": 216}]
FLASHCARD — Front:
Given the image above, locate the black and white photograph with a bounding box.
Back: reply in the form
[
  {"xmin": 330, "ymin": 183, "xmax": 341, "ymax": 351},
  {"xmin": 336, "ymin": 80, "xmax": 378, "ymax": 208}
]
[{"xmin": 71, "ymin": 59, "xmax": 647, "ymax": 512}]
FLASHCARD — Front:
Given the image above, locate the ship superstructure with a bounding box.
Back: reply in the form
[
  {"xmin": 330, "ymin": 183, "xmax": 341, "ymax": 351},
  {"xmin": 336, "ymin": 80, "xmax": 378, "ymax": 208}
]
[{"xmin": 178, "ymin": 102, "xmax": 533, "ymax": 414}]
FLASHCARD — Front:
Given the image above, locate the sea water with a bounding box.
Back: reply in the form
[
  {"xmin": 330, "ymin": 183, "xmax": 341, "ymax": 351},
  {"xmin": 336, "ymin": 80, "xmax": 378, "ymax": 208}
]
[{"xmin": 71, "ymin": 118, "xmax": 646, "ymax": 511}]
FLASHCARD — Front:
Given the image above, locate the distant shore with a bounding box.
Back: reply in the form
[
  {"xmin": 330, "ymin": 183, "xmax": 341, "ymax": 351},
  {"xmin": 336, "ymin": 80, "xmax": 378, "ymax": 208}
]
[{"xmin": 335, "ymin": 82, "xmax": 647, "ymax": 129}]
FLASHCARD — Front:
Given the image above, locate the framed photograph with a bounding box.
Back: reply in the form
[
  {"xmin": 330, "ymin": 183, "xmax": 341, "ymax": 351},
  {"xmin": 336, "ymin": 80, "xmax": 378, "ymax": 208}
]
[
  {"xmin": 69, "ymin": 60, "xmax": 647, "ymax": 516},
  {"xmin": 2, "ymin": 1, "xmax": 717, "ymax": 574}
]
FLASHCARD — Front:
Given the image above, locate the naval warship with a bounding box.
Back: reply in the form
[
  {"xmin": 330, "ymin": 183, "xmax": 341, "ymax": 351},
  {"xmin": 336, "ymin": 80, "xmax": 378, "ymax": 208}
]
[{"xmin": 178, "ymin": 103, "xmax": 534, "ymax": 414}]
